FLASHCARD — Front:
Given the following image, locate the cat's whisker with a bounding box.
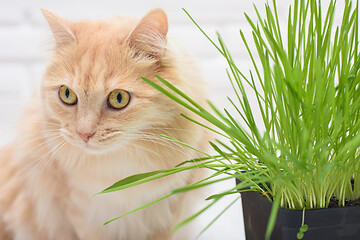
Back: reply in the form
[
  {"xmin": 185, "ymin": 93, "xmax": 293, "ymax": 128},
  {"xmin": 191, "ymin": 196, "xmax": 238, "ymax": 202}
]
[
  {"xmin": 140, "ymin": 137, "xmax": 194, "ymax": 157},
  {"xmin": 16, "ymin": 132, "xmax": 62, "ymax": 149},
  {"xmin": 15, "ymin": 135, "xmax": 61, "ymax": 153},
  {"xmin": 14, "ymin": 127, "xmax": 63, "ymax": 143},
  {"xmin": 37, "ymin": 140, "xmax": 67, "ymax": 181},
  {"xmin": 115, "ymin": 128, "xmax": 196, "ymax": 158},
  {"xmin": 123, "ymin": 131, "xmax": 194, "ymax": 158},
  {"xmin": 141, "ymin": 133, "xmax": 197, "ymax": 158},
  {"xmin": 18, "ymin": 130, "xmax": 62, "ymax": 139},
  {"xmin": 132, "ymin": 130, "xmax": 182, "ymax": 145},
  {"xmin": 134, "ymin": 133, "xmax": 160, "ymax": 152},
  {"xmin": 143, "ymin": 127, "xmax": 197, "ymax": 134},
  {"xmin": 18, "ymin": 137, "xmax": 66, "ymax": 184},
  {"xmin": 28, "ymin": 140, "xmax": 66, "ymax": 183},
  {"xmin": 20, "ymin": 134, "xmax": 64, "ymax": 157},
  {"xmin": 114, "ymin": 140, "xmax": 160, "ymax": 156},
  {"xmin": 138, "ymin": 137, "xmax": 181, "ymax": 153},
  {"xmin": 123, "ymin": 130, "xmax": 171, "ymax": 144},
  {"xmin": 122, "ymin": 126, "xmax": 197, "ymax": 141}
]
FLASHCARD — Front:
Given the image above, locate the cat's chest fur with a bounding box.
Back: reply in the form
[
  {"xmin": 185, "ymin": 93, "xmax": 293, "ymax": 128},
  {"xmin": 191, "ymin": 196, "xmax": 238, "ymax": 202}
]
[
  {"xmin": 52, "ymin": 149, "xmax": 188, "ymax": 240},
  {"xmin": 0, "ymin": 140, "xmax": 190, "ymax": 240}
]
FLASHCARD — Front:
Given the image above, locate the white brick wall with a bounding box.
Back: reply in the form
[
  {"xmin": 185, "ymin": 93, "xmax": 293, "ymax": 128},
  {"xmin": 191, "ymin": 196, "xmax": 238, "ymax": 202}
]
[{"xmin": 0, "ymin": 0, "xmax": 345, "ymax": 239}]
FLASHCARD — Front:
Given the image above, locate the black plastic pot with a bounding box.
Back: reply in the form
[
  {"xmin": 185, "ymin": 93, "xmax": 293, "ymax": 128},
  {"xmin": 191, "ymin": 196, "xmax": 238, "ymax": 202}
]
[{"xmin": 237, "ymin": 179, "xmax": 360, "ymax": 240}]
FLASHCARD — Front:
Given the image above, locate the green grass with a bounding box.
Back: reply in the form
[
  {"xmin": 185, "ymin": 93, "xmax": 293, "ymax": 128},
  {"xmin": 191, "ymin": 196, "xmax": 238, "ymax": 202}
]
[{"xmin": 98, "ymin": 0, "xmax": 360, "ymax": 238}]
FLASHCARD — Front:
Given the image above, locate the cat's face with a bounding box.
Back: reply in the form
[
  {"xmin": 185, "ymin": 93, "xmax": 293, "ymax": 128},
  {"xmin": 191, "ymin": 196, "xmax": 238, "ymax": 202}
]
[{"xmin": 41, "ymin": 9, "xmax": 176, "ymax": 154}]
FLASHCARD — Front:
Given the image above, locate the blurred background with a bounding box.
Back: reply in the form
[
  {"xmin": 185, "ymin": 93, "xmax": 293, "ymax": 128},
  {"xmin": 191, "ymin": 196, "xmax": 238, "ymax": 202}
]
[{"xmin": 0, "ymin": 0, "xmax": 341, "ymax": 239}]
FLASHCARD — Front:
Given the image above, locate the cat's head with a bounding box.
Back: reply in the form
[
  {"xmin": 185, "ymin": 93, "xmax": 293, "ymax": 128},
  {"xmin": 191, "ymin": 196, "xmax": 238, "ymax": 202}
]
[{"xmin": 40, "ymin": 9, "xmax": 180, "ymax": 154}]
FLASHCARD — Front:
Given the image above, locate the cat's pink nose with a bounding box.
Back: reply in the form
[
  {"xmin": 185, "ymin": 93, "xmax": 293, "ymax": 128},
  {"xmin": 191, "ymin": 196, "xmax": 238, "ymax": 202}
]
[{"xmin": 78, "ymin": 131, "xmax": 95, "ymax": 143}]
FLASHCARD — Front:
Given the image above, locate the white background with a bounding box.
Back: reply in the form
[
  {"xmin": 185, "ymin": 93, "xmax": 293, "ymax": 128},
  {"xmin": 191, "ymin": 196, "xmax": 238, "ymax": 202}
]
[{"xmin": 0, "ymin": 0, "xmax": 344, "ymax": 239}]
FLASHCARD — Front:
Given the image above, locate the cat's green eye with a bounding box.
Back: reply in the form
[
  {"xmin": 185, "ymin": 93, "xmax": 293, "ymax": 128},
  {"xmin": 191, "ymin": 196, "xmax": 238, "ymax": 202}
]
[
  {"xmin": 59, "ymin": 85, "xmax": 77, "ymax": 105},
  {"xmin": 107, "ymin": 89, "xmax": 131, "ymax": 109}
]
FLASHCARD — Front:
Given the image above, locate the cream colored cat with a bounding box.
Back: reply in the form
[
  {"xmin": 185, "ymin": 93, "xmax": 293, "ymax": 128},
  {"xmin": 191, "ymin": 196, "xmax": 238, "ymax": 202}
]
[{"xmin": 0, "ymin": 8, "xmax": 208, "ymax": 240}]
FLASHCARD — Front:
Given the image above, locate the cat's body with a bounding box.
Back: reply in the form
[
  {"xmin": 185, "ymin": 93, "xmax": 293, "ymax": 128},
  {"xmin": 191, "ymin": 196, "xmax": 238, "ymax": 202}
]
[{"xmin": 0, "ymin": 9, "xmax": 208, "ymax": 240}]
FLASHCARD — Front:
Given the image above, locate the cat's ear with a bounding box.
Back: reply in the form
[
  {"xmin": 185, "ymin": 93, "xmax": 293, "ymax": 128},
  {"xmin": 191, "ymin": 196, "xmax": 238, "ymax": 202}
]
[
  {"xmin": 41, "ymin": 9, "xmax": 76, "ymax": 47},
  {"xmin": 126, "ymin": 8, "xmax": 168, "ymax": 59}
]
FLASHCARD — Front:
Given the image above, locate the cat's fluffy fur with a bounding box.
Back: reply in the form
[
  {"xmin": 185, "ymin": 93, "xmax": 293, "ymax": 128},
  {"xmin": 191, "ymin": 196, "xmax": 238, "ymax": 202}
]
[{"xmin": 0, "ymin": 8, "xmax": 208, "ymax": 240}]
